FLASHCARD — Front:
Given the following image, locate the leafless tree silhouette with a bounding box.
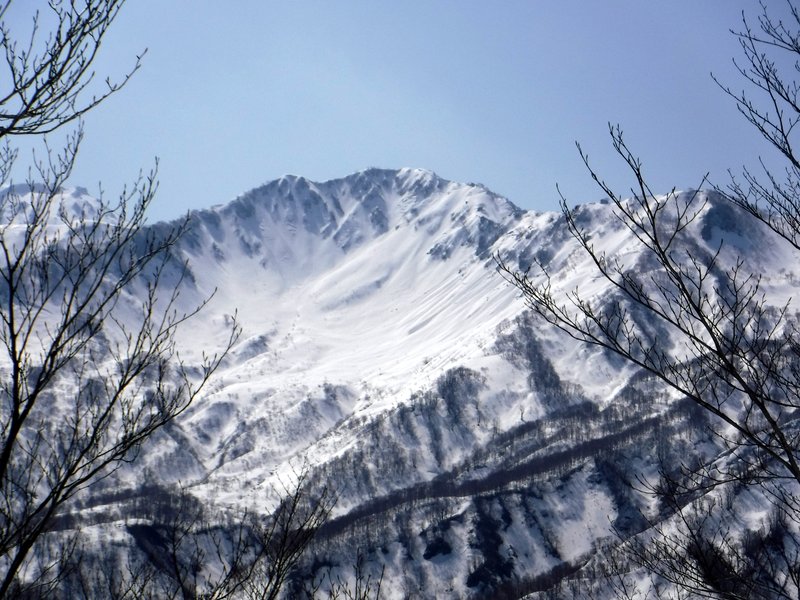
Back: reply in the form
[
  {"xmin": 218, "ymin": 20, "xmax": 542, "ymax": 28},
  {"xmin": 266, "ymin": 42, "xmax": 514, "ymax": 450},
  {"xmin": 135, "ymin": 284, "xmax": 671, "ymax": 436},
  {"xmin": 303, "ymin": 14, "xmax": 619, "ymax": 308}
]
[
  {"xmin": 499, "ymin": 1, "xmax": 800, "ymax": 597},
  {"xmin": 0, "ymin": 1, "xmax": 240, "ymax": 596}
]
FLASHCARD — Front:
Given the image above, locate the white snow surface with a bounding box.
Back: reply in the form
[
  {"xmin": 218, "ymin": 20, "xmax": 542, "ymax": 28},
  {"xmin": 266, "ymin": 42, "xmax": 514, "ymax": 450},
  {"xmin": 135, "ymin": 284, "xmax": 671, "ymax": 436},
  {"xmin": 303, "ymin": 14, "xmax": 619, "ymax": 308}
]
[
  {"xmin": 99, "ymin": 171, "xmax": 800, "ymax": 512},
  {"xmin": 157, "ymin": 168, "xmax": 532, "ymax": 505}
]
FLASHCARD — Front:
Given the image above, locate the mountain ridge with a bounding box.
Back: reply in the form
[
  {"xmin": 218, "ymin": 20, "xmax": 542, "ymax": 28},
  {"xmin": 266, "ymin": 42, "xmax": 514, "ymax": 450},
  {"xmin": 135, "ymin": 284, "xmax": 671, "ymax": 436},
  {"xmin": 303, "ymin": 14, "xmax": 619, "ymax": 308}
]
[{"xmin": 3, "ymin": 170, "xmax": 792, "ymax": 597}]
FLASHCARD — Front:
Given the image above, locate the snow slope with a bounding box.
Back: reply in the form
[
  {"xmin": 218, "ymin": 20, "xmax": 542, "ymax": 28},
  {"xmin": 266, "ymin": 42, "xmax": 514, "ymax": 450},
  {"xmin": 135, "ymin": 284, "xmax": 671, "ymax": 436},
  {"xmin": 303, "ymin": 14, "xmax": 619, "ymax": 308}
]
[{"xmin": 151, "ymin": 168, "xmax": 533, "ymax": 503}]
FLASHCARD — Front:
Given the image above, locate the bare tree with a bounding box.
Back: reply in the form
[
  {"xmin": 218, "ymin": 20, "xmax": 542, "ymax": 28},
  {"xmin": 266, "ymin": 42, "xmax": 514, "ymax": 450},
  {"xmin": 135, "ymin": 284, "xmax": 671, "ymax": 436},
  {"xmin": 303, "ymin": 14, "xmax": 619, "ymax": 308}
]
[
  {"xmin": 0, "ymin": 0, "xmax": 140, "ymax": 137},
  {"xmin": 302, "ymin": 552, "xmax": 384, "ymax": 600},
  {"xmin": 498, "ymin": 1, "xmax": 800, "ymax": 597},
  {"xmin": 0, "ymin": 1, "xmax": 240, "ymax": 596},
  {"xmin": 242, "ymin": 468, "xmax": 336, "ymax": 600},
  {"xmin": 74, "ymin": 468, "xmax": 336, "ymax": 600}
]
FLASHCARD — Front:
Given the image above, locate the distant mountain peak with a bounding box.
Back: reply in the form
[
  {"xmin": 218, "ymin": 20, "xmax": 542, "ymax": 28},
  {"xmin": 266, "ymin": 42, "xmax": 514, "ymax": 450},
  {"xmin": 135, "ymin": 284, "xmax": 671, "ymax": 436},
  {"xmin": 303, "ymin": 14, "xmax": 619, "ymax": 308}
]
[
  {"xmin": 0, "ymin": 183, "xmax": 103, "ymax": 225},
  {"xmin": 180, "ymin": 168, "xmax": 525, "ymax": 274}
]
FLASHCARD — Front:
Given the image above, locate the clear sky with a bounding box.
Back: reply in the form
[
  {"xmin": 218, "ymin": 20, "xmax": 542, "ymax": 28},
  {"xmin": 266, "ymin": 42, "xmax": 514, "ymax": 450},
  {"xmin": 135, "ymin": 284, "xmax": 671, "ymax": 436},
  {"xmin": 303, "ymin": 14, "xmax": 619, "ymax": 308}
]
[{"xmin": 6, "ymin": 1, "xmax": 795, "ymax": 222}]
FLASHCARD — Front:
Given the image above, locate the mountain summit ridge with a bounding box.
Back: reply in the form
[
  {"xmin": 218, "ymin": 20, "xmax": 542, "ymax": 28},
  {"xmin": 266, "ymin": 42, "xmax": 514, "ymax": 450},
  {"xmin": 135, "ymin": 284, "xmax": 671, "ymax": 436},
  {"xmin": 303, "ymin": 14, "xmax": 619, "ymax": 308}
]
[{"xmin": 178, "ymin": 168, "xmax": 524, "ymax": 287}]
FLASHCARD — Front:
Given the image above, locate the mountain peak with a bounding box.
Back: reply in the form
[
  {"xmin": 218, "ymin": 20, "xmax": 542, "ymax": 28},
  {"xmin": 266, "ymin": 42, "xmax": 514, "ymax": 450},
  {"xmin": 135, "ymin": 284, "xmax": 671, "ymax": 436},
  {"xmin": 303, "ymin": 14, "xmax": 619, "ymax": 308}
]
[
  {"xmin": 0, "ymin": 184, "xmax": 103, "ymax": 225},
  {"xmin": 176, "ymin": 168, "xmax": 527, "ymax": 295}
]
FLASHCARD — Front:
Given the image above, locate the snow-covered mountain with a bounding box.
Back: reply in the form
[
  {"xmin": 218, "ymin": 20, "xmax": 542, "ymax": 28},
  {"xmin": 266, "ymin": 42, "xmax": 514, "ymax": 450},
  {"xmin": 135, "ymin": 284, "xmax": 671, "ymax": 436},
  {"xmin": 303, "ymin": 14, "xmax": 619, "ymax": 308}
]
[
  {"xmin": 42, "ymin": 169, "xmax": 800, "ymax": 598},
  {"xmin": 164, "ymin": 169, "xmax": 527, "ymax": 497}
]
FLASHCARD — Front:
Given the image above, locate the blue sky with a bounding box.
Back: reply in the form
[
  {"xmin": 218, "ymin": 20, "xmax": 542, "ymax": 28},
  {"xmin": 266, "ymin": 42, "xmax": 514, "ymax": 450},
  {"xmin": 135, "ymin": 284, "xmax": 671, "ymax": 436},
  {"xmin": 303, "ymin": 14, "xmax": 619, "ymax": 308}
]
[{"xmin": 7, "ymin": 2, "xmax": 794, "ymax": 222}]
